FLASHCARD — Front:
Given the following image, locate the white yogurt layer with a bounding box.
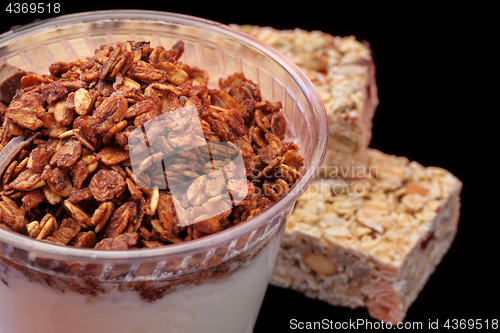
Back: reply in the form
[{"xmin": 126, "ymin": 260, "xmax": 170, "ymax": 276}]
[{"xmin": 0, "ymin": 238, "xmax": 280, "ymax": 333}]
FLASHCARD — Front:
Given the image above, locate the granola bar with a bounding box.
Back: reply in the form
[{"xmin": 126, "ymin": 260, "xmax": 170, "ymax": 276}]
[
  {"xmin": 269, "ymin": 149, "xmax": 462, "ymax": 323},
  {"xmin": 234, "ymin": 25, "xmax": 378, "ymax": 178}
]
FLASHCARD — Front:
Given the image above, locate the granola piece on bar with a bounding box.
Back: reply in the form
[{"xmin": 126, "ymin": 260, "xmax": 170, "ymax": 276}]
[
  {"xmin": 235, "ymin": 25, "xmax": 378, "ymax": 178},
  {"xmin": 269, "ymin": 149, "xmax": 461, "ymax": 323}
]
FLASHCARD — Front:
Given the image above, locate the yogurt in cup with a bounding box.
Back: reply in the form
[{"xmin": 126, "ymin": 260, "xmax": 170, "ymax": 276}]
[{"xmin": 0, "ymin": 10, "xmax": 328, "ymax": 333}]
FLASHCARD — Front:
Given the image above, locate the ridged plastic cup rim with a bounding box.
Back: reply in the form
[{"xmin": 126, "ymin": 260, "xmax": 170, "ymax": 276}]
[{"xmin": 0, "ymin": 9, "xmax": 328, "ymax": 263}]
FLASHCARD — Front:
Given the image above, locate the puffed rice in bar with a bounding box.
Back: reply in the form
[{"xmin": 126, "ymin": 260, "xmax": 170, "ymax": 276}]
[
  {"xmin": 234, "ymin": 25, "xmax": 378, "ymax": 178},
  {"xmin": 269, "ymin": 149, "xmax": 462, "ymax": 323}
]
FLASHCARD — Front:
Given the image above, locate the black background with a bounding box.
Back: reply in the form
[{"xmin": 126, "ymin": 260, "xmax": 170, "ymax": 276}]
[{"xmin": 0, "ymin": 2, "xmax": 496, "ymax": 332}]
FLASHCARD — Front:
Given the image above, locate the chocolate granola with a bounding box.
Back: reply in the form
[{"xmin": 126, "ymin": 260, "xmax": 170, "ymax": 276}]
[{"xmin": 0, "ymin": 40, "xmax": 304, "ymax": 250}]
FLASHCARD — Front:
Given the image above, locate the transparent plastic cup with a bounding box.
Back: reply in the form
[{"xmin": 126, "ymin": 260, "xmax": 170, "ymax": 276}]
[{"xmin": 0, "ymin": 10, "xmax": 328, "ymax": 333}]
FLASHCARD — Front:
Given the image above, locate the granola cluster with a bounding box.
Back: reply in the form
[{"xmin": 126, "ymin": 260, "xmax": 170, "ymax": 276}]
[{"xmin": 0, "ymin": 40, "xmax": 304, "ymax": 250}]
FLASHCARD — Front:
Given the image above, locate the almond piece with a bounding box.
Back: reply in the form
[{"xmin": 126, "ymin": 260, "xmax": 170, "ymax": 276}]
[
  {"xmin": 304, "ymin": 253, "xmax": 337, "ymax": 275},
  {"xmin": 75, "ymin": 88, "xmax": 93, "ymax": 116}
]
